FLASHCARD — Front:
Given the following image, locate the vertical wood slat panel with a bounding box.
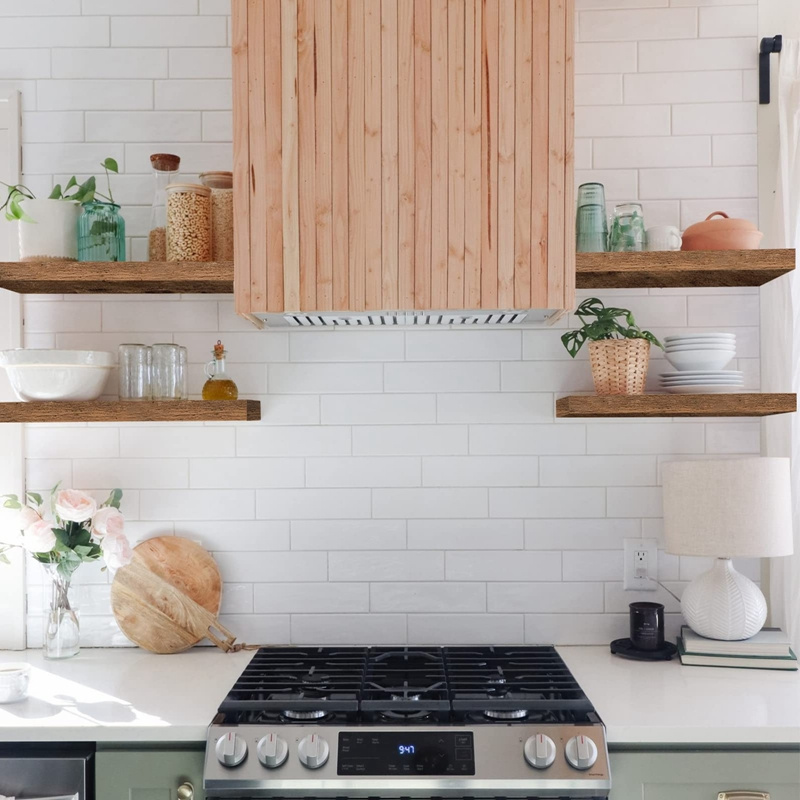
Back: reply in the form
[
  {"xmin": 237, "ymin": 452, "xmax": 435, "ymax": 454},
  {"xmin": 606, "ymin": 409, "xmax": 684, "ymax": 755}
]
[
  {"xmin": 480, "ymin": 0, "xmax": 498, "ymax": 308},
  {"xmin": 413, "ymin": 0, "xmax": 432, "ymax": 310},
  {"xmin": 297, "ymin": 0, "xmax": 316, "ymax": 310},
  {"xmin": 348, "ymin": 0, "xmax": 366, "ymax": 311},
  {"xmin": 430, "ymin": 0, "xmax": 448, "ymax": 309},
  {"xmin": 281, "ymin": 0, "xmax": 300, "ymax": 311},
  {"xmin": 331, "ymin": 0, "xmax": 349, "ymax": 310},
  {"xmin": 497, "ymin": 0, "xmax": 515, "ymax": 308},
  {"xmin": 398, "ymin": 0, "xmax": 415, "ymax": 309},
  {"xmin": 530, "ymin": 0, "xmax": 549, "ymax": 308},
  {"xmin": 381, "ymin": 0, "xmax": 399, "ymax": 309},
  {"xmin": 314, "ymin": 0, "xmax": 333, "ymax": 310},
  {"xmin": 463, "ymin": 0, "xmax": 481, "ymax": 308},
  {"xmin": 232, "ymin": 0, "xmax": 251, "ymax": 316},
  {"xmin": 447, "ymin": 0, "xmax": 464, "ymax": 309},
  {"xmin": 514, "ymin": 0, "xmax": 532, "ymax": 310},
  {"xmin": 563, "ymin": 0, "xmax": 575, "ymax": 312},
  {"xmin": 547, "ymin": 0, "xmax": 566, "ymax": 310},
  {"xmin": 264, "ymin": 0, "xmax": 285, "ymax": 313},
  {"xmin": 364, "ymin": 0, "xmax": 382, "ymax": 310}
]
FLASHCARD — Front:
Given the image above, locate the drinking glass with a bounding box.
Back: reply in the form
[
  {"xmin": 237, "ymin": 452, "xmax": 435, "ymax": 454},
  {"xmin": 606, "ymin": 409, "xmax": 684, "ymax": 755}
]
[
  {"xmin": 609, "ymin": 203, "xmax": 646, "ymax": 252},
  {"xmin": 118, "ymin": 344, "xmax": 151, "ymax": 400},
  {"xmin": 151, "ymin": 343, "xmax": 182, "ymax": 400},
  {"xmin": 576, "ymin": 182, "xmax": 606, "ymax": 208},
  {"xmin": 576, "ymin": 204, "xmax": 608, "ymax": 252},
  {"xmin": 178, "ymin": 346, "xmax": 189, "ymax": 399}
]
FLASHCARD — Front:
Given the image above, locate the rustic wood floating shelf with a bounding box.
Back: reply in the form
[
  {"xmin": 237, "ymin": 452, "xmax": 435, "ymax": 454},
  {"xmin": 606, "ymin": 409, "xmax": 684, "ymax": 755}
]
[
  {"xmin": 556, "ymin": 393, "xmax": 797, "ymax": 419},
  {"xmin": 0, "ymin": 400, "xmax": 261, "ymax": 424},
  {"xmin": 0, "ymin": 250, "xmax": 794, "ymax": 295}
]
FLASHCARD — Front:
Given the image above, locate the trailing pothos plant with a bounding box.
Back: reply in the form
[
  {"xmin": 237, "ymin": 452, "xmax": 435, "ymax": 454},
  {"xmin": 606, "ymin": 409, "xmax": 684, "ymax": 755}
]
[
  {"xmin": 561, "ymin": 297, "xmax": 664, "ymax": 358},
  {"xmin": 0, "ymin": 157, "xmax": 120, "ymax": 222}
]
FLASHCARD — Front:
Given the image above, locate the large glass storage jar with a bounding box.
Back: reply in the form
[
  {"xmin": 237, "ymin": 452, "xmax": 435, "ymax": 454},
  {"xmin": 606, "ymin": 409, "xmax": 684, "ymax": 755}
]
[
  {"xmin": 148, "ymin": 153, "xmax": 180, "ymax": 261},
  {"xmin": 77, "ymin": 201, "xmax": 125, "ymax": 262},
  {"xmin": 199, "ymin": 171, "xmax": 234, "ymax": 261},
  {"xmin": 166, "ymin": 183, "xmax": 212, "ymax": 262}
]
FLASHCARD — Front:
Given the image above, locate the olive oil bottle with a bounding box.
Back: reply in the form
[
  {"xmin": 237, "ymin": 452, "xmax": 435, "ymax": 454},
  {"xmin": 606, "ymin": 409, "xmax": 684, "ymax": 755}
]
[{"xmin": 202, "ymin": 340, "xmax": 239, "ymax": 400}]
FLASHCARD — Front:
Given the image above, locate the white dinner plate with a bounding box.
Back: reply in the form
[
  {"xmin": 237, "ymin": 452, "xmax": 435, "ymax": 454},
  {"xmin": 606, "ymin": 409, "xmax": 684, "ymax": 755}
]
[
  {"xmin": 664, "ymin": 333, "xmax": 735, "ymax": 342},
  {"xmin": 664, "ymin": 344, "xmax": 736, "ymax": 351},
  {"xmin": 663, "ymin": 384, "xmax": 745, "ymax": 394},
  {"xmin": 659, "ymin": 370, "xmax": 742, "ymax": 378}
]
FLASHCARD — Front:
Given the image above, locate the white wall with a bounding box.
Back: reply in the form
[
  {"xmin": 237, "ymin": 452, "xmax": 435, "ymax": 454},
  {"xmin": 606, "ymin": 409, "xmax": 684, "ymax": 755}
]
[{"xmin": 4, "ymin": 0, "xmax": 763, "ymax": 647}]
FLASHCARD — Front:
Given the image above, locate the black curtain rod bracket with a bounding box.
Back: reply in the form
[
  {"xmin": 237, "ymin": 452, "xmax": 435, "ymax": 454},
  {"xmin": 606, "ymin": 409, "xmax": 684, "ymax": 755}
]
[{"xmin": 760, "ymin": 35, "xmax": 783, "ymax": 104}]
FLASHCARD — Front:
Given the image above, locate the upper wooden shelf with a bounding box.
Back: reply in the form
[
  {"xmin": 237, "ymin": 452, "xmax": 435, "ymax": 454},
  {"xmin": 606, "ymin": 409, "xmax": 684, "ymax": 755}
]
[
  {"xmin": 0, "ymin": 400, "xmax": 261, "ymax": 423},
  {"xmin": 0, "ymin": 250, "xmax": 794, "ymax": 295},
  {"xmin": 556, "ymin": 393, "xmax": 796, "ymax": 419}
]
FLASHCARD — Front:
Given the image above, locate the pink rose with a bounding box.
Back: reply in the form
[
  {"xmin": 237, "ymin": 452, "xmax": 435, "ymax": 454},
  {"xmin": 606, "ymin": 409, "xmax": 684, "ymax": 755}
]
[
  {"xmin": 23, "ymin": 519, "xmax": 56, "ymax": 554},
  {"xmin": 55, "ymin": 489, "xmax": 97, "ymax": 523},
  {"xmin": 92, "ymin": 506, "xmax": 124, "ymax": 539},
  {"xmin": 17, "ymin": 505, "xmax": 41, "ymax": 531},
  {"xmin": 102, "ymin": 531, "xmax": 132, "ymax": 572}
]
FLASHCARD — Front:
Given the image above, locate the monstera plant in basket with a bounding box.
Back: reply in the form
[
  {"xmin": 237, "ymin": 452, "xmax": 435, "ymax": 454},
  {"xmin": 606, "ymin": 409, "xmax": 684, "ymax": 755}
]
[{"xmin": 561, "ymin": 298, "xmax": 663, "ymax": 395}]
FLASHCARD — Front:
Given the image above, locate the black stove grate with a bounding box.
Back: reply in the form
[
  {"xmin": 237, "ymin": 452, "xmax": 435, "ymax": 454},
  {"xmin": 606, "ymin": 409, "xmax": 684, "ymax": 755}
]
[{"xmin": 217, "ymin": 645, "xmax": 596, "ymax": 725}]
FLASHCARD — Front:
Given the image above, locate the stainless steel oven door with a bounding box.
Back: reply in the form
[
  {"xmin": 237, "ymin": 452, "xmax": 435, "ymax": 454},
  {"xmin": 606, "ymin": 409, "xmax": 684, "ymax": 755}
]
[{"xmin": 0, "ymin": 744, "xmax": 93, "ymax": 800}]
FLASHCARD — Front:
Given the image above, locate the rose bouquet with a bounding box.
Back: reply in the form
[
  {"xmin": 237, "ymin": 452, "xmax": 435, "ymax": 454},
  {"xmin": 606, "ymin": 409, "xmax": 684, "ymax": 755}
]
[{"xmin": 1, "ymin": 485, "xmax": 133, "ymax": 658}]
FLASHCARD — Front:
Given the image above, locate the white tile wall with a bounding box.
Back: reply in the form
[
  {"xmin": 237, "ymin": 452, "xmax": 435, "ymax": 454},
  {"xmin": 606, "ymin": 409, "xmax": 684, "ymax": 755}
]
[{"xmin": 14, "ymin": 0, "xmax": 762, "ymax": 646}]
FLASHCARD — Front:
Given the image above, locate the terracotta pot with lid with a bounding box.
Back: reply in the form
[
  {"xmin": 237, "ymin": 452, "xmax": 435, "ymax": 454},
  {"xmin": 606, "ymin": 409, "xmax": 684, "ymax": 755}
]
[{"xmin": 681, "ymin": 212, "xmax": 763, "ymax": 251}]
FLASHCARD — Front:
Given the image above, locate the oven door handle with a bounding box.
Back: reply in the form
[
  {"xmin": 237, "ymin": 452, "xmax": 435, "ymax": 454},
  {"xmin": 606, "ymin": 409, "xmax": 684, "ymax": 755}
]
[{"xmin": 1, "ymin": 795, "xmax": 79, "ymax": 800}]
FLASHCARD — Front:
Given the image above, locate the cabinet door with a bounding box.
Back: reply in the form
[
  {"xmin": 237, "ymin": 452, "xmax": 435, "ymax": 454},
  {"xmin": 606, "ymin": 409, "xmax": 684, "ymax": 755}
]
[
  {"xmin": 610, "ymin": 751, "xmax": 800, "ymax": 800},
  {"xmin": 232, "ymin": 0, "xmax": 574, "ymax": 317},
  {"xmin": 95, "ymin": 748, "xmax": 205, "ymax": 800}
]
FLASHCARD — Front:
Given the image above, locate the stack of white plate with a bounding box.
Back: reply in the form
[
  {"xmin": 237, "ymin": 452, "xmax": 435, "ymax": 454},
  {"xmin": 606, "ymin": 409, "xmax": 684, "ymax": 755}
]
[{"xmin": 660, "ymin": 333, "xmax": 742, "ymax": 393}]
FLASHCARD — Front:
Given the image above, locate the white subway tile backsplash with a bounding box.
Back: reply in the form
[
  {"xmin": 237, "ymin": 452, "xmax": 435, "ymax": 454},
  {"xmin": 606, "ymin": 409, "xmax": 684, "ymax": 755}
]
[
  {"xmin": 86, "ymin": 111, "xmax": 201, "ymax": 142},
  {"xmin": 270, "ymin": 363, "xmax": 383, "ymax": 394},
  {"xmin": 437, "ymin": 393, "xmax": 553, "ymax": 424},
  {"xmin": 190, "ymin": 457, "xmax": 305, "ymax": 489},
  {"xmin": 0, "ymin": 50, "xmax": 50, "ymax": 80},
  {"xmin": 291, "ymin": 520, "xmax": 407, "ymax": 551},
  {"xmin": 353, "ymin": 425, "xmax": 468, "ymax": 456},
  {"xmin": 306, "ymin": 457, "xmax": 420, "ymax": 488},
  {"xmin": 236, "ymin": 426, "xmax": 350, "ymax": 457},
  {"xmin": 575, "ymin": 42, "xmax": 637, "ymax": 74},
  {"xmin": 640, "ymin": 166, "xmax": 756, "ymax": 200},
  {"xmin": 540, "ymin": 455, "xmax": 657, "ymax": 486},
  {"xmin": 446, "ymin": 551, "xmax": 561, "ymax": 582},
  {"xmin": 624, "ymin": 70, "xmax": 741, "ymax": 105},
  {"xmin": 254, "ymin": 583, "xmax": 369, "ymax": 614},
  {"xmin": 408, "ymin": 614, "xmax": 523, "ymax": 645},
  {"xmin": 488, "ymin": 583, "xmax": 603, "ymax": 613},
  {"xmin": 140, "ymin": 489, "xmax": 254, "ymax": 520},
  {"xmin": 330, "ymin": 552, "xmax": 445, "ymax": 582},
  {"xmin": 698, "ymin": 5, "xmax": 756, "ymax": 38},
  {"xmin": 182, "ymin": 520, "xmax": 290, "ymax": 552},
  {"xmin": 292, "ymin": 614, "xmax": 407, "ymax": 645},
  {"xmin": 576, "ymin": 105, "xmax": 671, "ymax": 137},
  {"xmin": 587, "ymin": 423, "xmax": 704, "ymax": 454},
  {"xmin": 216, "ymin": 615, "xmax": 291, "ymax": 645},
  {"xmin": 24, "ymin": 300, "xmax": 101, "ymax": 331},
  {"xmin": 120, "ymin": 426, "xmax": 235, "ymax": 458},
  {"xmin": 712, "ymin": 134, "xmax": 757, "ymax": 167},
  {"xmin": 73, "ymin": 458, "xmax": 189, "ymax": 489},
  {"xmin": 563, "ymin": 551, "xmax": 624, "ymax": 582},
  {"xmin": 290, "ymin": 330, "xmax": 404, "ymax": 362},
  {"xmin": 705, "ymin": 422, "xmax": 761, "ymax": 454},
  {"xmin": 25, "ymin": 426, "xmax": 118, "ymax": 459},
  {"xmin": 215, "ymin": 552, "xmax": 328, "ymax": 583},
  {"xmin": 579, "ymin": 9, "xmax": 697, "ymax": 41},
  {"xmin": 592, "ymin": 136, "xmax": 711, "ymax": 170},
  {"xmin": 490, "ymin": 488, "xmax": 605, "ymax": 519},
  {"xmin": 170, "ymin": 48, "xmax": 233, "ymax": 79},
  {"xmin": 102, "ymin": 300, "xmax": 218, "ymax": 331},
  {"xmin": 673, "ymin": 102, "xmax": 756, "ymax": 135},
  {"xmin": 0, "ymin": 17, "xmax": 108, "ymax": 48},
  {"xmin": 125, "ymin": 142, "xmax": 232, "ymax": 172},
  {"xmin": 470, "ymin": 424, "xmax": 585, "ymax": 455},
  {"xmin": 155, "ymin": 78, "xmax": 231, "ymax": 109},
  {"xmin": 84, "ymin": 0, "xmax": 198, "ymax": 13},
  {"xmin": 23, "ymin": 143, "xmax": 126, "ymax": 174},
  {"xmin": 111, "ymin": 16, "xmax": 227, "ymax": 47},
  {"xmin": 37, "ymin": 80, "xmax": 152, "ymax": 111},
  {"xmin": 385, "ymin": 362, "xmax": 499, "ymax": 393},
  {"xmin": 407, "ymin": 519, "xmax": 523, "ymax": 551},
  {"xmin": 372, "ymin": 583, "xmax": 486, "ymax": 613},
  {"xmin": 422, "ymin": 456, "xmax": 538, "ymax": 488},
  {"xmin": 638, "ymin": 37, "xmax": 754, "ymax": 72},
  {"xmin": 373, "ymin": 488, "xmax": 488, "ymax": 519},
  {"xmin": 322, "ymin": 394, "xmax": 435, "ymax": 425},
  {"xmin": 525, "ymin": 518, "xmax": 641, "ymax": 550},
  {"xmin": 256, "ymin": 489, "xmax": 371, "ymax": 520},
  {"xmin": 575, "ymin": 74, "xmax": 624, "ymax": 106},
  {"xmin": 22, "ymin": 111, "xmax": 83, "ymax": 142},
  {"xmin": 606, "ymin": 487, "xmax": 664, "ymax": 517},
  {"xmin": 51, "ymin": 48, "xmax": 169, "ymax": 79}
]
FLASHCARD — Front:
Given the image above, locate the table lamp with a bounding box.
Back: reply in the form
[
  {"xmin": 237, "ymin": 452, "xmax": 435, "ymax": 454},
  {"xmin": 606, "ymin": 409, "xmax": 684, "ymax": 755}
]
[{"xmin": 662, "ymin": 457, "xmax": 793, "ymax": 641}]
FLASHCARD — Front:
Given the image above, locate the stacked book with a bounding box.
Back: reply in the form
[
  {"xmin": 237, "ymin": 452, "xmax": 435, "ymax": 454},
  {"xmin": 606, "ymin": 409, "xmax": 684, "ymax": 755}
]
[{"xmin": 678, "ymin": 626, "xmax": 798, "ymax": 671}]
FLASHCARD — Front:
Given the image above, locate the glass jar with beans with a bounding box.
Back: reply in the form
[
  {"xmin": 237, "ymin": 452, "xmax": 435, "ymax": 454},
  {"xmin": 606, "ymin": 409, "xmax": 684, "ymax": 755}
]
[
  {"xmin": 165, "ymin": 183, "xmax": 212, "ymax": 262},
  {"xmin": 199, "ymin": 171, "xmax": 234, "ymax": 261}
]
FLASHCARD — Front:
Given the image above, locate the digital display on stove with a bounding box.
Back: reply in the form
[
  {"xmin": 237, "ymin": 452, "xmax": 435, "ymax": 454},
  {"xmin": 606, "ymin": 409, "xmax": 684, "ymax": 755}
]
[{"xmin": 338, "ymin": 732, "xmax": 475, "ymax": 776}]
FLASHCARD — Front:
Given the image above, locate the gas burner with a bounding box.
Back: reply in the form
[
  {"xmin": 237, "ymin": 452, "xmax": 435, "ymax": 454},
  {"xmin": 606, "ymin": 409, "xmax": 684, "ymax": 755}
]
[
  {"xmin": 282, "ymin": 708, "xmax": 328, "ymax": 721},
  {"xmin": 483, "ymin": 708, "xmax": 529, "ymax": 721},
  {"xmin": 390, "ymin": 692, "xmax": 421, "ymax": 702}
]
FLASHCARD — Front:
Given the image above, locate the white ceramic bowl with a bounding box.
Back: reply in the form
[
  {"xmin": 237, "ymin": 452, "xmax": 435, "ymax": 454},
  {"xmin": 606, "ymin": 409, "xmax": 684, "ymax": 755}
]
[
  {"xmin": 0, "ymin": 663, "xmax": 30, "ymax": 703},
  {"xmin": 664, "ymin": 333, "xmax": 735, "ymax": 343},
  {"xmin": 665, "ymin": 349, "xmax": 735, "ymax": 372},
  {"xmin": 665, "ymin": 344, "xmax": 736, "ymax": 352},
  {"xmin": 0, "ymin": 349, "xmax": 115, "ymax": 401}
]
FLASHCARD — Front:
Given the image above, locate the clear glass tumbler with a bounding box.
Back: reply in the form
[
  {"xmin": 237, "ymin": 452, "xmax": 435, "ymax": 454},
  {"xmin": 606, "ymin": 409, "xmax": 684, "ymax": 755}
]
[
  {"xmin": 118, "ymin": 344, "xmax": 151, "ymax": 400},
  {"xmin": 576, "ymin": 204, "xmax": 608, "ymax": 252},
  {"xmin": 152, "ymin": 343, "xmax": 183, "ymax": 400},
  {"xmin": 609, "ymin": 202, "xmax": 646, "ymax": 252},
  {"xmin": 178, "ymin": 346, "xmax": 189, "ymax": 399}
]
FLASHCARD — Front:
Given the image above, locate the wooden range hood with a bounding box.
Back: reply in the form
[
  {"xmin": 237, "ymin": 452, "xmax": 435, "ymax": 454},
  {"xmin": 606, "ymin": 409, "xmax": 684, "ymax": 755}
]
[{"xmin": 232, "ymin": 0, "xmax": 574, "ymax": 327}]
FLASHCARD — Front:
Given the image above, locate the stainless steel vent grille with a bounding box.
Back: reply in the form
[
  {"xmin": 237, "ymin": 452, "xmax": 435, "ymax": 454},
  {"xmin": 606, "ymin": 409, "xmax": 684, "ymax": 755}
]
[{"xmin": 284, "ymin": 311, "xmax": 529, "ymax": 326}]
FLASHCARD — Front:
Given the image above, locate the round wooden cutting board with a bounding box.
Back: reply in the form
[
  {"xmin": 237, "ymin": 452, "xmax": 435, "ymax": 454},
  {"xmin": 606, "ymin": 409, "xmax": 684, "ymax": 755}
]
[{"xmin": 111, "ymin": 536, "xmax": 226, "ymax": 654}]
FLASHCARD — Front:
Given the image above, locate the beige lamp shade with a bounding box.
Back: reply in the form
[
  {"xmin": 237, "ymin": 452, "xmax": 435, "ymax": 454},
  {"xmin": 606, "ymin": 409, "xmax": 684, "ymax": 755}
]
[{"xmin": 662, "ymin": 458, "xmax": 793, "ymax": 558}]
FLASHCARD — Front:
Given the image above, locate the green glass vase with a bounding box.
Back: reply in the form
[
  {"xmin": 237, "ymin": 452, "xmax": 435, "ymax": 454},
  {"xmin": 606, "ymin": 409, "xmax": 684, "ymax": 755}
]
[{"xmin": 78, "ymin": 201, "xmax": 125, "ymax": 262}]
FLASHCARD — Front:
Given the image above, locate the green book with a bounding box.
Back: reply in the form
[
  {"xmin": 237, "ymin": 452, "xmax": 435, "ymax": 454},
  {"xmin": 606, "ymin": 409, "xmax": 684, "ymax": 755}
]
[
  {"xmin": 677, "ymin": 637, "xmax": 798, "ymax": 671},
  {"xmin": 681, "ymin": 625, "xmax": 793, "ymax": 658}
]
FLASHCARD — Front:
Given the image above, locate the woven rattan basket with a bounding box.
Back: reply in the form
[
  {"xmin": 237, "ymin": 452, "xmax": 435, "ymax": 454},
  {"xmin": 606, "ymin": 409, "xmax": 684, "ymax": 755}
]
[{"xmin": 588, "ymin": 339, "xmax": 651, "ymax": 395}]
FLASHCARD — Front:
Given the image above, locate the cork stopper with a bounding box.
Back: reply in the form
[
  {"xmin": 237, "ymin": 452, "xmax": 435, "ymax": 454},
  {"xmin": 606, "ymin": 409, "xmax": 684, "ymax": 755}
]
[
  {"xmin": 150, "ymin": 153, "xmax": 181, "ymax": 171},
  {"xmin": 213, "ymin": 340, "xmax": 226, "ymax": 359}
]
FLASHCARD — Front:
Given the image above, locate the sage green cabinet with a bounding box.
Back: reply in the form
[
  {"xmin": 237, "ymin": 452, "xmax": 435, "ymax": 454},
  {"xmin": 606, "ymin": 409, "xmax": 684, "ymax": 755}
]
[
  {"xmin": 95, "ymin": 747, "xmax": 205, "ymax": 800},
  {"xmin": 610, "ymin": 750, "xmax": 800, "ymax": 800}
]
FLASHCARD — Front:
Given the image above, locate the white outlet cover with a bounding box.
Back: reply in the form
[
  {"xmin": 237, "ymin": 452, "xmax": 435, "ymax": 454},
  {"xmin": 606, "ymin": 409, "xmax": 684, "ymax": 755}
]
[{"xmin": 623, "ymin": 538, "xmax": 659, "ymax": 591}]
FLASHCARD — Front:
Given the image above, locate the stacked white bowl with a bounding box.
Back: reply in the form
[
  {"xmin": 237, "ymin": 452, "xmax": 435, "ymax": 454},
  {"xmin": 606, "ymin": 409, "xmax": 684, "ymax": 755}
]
[{"xmin": 659, "ymin": 333, "xmax": 742, "ymax": 393}]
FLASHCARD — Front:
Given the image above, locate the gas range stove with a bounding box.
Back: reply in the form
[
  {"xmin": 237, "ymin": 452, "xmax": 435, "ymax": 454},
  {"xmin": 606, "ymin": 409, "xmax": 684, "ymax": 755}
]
[{"xmin": 204, "ymin": 645, "xmax": 610, "ymax": 799}]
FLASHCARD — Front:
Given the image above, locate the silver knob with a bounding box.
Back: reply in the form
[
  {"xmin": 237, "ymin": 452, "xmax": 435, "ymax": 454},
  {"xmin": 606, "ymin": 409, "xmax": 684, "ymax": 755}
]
[
  {"xmin": 298, "ymin": 733, "xmax": 329, "ymax": 769},
  {"xmin": 524, "ymin": 733, "xmax": 556, "ymax": 769},
  {"xmin": 257, "ymin": 732, "xmax": 289, "ymax": 768},
  {"xmin": 215, "ymin": 731, "xmax": 247, "ymax": 767},
  {"xmin": 565, "ymin": 735, "xmax": 598, "ymax": 770},
  {"xmin": 177, "ymin": 783, "xmax": 194, "ymax": 800}
]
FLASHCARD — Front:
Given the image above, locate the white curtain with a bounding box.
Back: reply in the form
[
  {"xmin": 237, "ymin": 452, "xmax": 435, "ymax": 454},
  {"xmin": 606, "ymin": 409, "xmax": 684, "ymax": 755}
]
[{"xmin": 763, "ymin": 39, "xmax": 800, "ymax": 651}]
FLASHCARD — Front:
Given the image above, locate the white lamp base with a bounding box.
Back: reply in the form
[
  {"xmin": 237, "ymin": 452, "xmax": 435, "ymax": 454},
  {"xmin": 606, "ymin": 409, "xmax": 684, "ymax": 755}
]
[{"xmin": 681, "ymin": 558, "xmax": 767, "ymax": 641}]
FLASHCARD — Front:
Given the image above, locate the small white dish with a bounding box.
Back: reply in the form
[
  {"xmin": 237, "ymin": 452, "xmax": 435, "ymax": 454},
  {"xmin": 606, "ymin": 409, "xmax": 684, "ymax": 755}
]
[
  {"xmin": 0, "ymin": 349, "xmax": 115, "ymax": 402},
  {"xmin": 665, "ymin": 349, "xmax": 735, "ymax": 372},
  {"xmin": 664, "ymin": 333, "xmax": 735, "ymax": 342},
  {"xmin": 0, "ymin": 663, "xmax": 30, "ymax": 703}
]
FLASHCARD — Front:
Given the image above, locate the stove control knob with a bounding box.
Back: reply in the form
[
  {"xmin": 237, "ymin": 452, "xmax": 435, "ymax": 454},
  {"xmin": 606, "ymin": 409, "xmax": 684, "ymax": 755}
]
[
  {"xmin": 257, "ymin": 733, "xmax": 289, "ymax": 769},
  {"xmin": 524, "ymin": 734, "xmax": 556, "ymax": 770},
  {"xmin": 215, "ymin": 731, "xmax": 247, "ymax": 767},
  {"xmin": 298, "ymin": 734, "xmax": 329, "ymax": 769},
  {"xmin": 565, "ymin": 735, "xmax": 598, "ymax": 771}
]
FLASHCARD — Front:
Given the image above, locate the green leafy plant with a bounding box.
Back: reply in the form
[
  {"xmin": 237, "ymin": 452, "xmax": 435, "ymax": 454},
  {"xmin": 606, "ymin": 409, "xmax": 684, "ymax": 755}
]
[
  {"xmin": 0, "ymin": 157, "xmax": 119, "ymax": 222},
  {"xmin": 561, "ymin": 297, "xmax": 663, "ymax": 358}
]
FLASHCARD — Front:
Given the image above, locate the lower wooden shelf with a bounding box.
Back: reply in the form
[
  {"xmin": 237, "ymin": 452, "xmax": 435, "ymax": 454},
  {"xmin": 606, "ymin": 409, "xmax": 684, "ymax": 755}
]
[
  {"xmin": 0, "ymin": 400, "xmax": 261, "ymax": 423},
  {"xmin": 556, "ymin": 393, "xmax": 797, "ymax": 418}
]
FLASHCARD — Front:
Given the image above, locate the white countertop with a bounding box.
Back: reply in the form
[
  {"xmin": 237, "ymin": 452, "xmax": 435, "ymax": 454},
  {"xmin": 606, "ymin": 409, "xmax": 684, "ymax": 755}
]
[{"xmin": 0, "ymin": 646, "xmax": 798, "ymax": 746}]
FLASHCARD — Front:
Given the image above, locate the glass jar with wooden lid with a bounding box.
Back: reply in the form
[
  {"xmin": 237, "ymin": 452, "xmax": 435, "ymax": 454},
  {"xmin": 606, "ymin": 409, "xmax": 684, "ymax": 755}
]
[
  {"xmin": 148, "ymin": 153, "xmax": 180, "ymax": 261},
  {"xmin": 165, "ymin": 182, "xmax": 212, "ymax": 262},
  {"xmin": 199, "ymin": 171, "xmax": 233, "ymax": 261}
]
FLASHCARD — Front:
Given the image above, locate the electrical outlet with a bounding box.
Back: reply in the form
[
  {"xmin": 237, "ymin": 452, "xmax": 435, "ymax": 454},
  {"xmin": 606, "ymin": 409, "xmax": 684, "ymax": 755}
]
[{"xmin": 623, "ymin": 538, "xmax": 658, "ymax": 591}]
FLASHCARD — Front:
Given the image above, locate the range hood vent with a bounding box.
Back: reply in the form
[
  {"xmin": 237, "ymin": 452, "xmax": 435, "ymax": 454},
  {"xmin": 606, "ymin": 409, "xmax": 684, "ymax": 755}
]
[{"xmin": 277, "ymin": 311, "xmax": 533, "ymax": 327}]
